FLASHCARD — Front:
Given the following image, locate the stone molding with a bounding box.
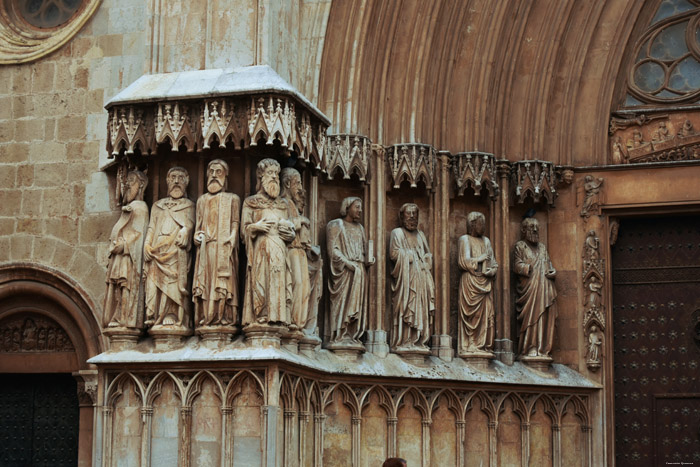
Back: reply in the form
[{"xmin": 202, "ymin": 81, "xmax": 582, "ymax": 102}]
[{"xmin": 386, "ymin": 143, "xmax": 437, "ymax": 190}]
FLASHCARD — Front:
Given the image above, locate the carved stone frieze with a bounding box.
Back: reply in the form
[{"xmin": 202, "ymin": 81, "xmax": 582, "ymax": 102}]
[
  {"xmin": 386, "ymin": 143, "xmax": 437, "ymax": 190},
  {"xmin": 0, "ymin": 316, "xmax": 74, "ymax": 352},
  {"xmin": 511, "ymin": 160, "xmax": 558, "ymax": 205},
  {"xmin": 609, "ymin": 115, "xmax": 700, "ymax": 163},
  {"xmin": 452, "ymin": 152, "xmax": 499, "ymax": 199},
  {"xmin": 325, "ymin": 134, "xmax": 371, "ymax": 182},
  {"xmin": 582, "ymin": 230, "xmax": 605, "ymax": 372}
]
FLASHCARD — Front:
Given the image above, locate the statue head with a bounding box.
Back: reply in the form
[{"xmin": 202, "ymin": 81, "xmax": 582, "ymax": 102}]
[
  {"xmin": 280, "ymin": 167, "xmax": 304, "ymax": 209},
  {"xmin": 399, "ymin": 203, "xmax": 419, "ymax": 231},
  {"xmin": 166, "ymin": 167, "xmax": 189, "ymax": 200},
  {"xmin": 562, "ymin": 169, "xmax": 574, "ymax": 185},
  {"xmin": 206, "ymin": 159, "xmax": 228, "ymax": 194},
  {"xmin": 123, "ymin": 170, "xmax": 148, "ymax": 204},
  {"xmin": 521, "ymin": 217, "xmax": 540, "ymax": 244},
  {"xmin": 256, "ymin": 158, "xmax": 281, "ymax": 198},
  {"xmin": 340, "ymin": 197, "xmax": 362, "ymax": 223},
  {"xmin": 466, "ymin": 211, "xmax": 486, "ymax": 237}
]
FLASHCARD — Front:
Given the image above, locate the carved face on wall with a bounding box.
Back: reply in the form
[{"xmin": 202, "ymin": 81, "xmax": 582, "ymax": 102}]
[
  {"xmin": 167, "ymin": 169, "xmax": 189, "ymax": 200},
  {"xmin": 401, "ymin": 204, "xmax": 419, "ymax": 231},
  {"xmin": 123, "ymin": 172, "xmax": 142, "ymax": 204},
  {"xmin": 262, "ymin": 165, "xmax": 280, "ymax": 198},
  {"xmin": 522, "ymin": 219, "xmax": 540, "ymax": 244},
  {"xmin": 207, "ymin": 162, "xmax": 227, "ymax": 194},
  {"xmin": 348, "ymin": 200, "xmax": 362, "ymax": 223}
]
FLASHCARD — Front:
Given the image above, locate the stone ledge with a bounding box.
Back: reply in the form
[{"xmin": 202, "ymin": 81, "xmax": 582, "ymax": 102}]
[{"xmin": 89, "ymin": 336, "xmax": 600, "ymax": 390}]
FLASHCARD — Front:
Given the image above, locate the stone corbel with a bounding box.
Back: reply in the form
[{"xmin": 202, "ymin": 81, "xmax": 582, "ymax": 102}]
[
  {"xmin": 386, "ymin": 143, "xmax": 437, "ymax": 190},
  {"xmin": 452, "ymin": 151, "xmax": 499, "ymax": 199},
  {"xmin": 511, "ymin": 160, "xmax": 558, "ymax": 205},
  {"xmin": 325, "ymin": 134, "xmax": 371, "ymax": 183},
  {"xmin": 73, "ymin": 369, "xmax": 99, "ymax": 407}
]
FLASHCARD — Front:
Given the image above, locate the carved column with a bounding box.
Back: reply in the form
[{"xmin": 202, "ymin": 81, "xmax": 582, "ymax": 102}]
[
  {"xmin": 495, "ymin": 160, "xmax": 514, "ymax": 365},
  {"xmin": 221, "ymin": 406, "xmax": 232, "ymax": 467},
  {"xmin": 351, "ymin": 416, "xmax": 361, "ymax": 467},
  {"xmin": 313, "ymin": 414, "xmax": 325, "ymax": 467},
  {"xmin": 299, "ymin": 411, "xmax": 310, "ymax": 467},
  {"xmin": 521, "ymin": 422, "xmax": 530, "ymax": 467},
  {"xmin": 421, "ymin": 419, "xmax": 431, "ymax": 467},
  {"xmin": 283, "ymin": 409, "xmax": 296, "ymax": 466},
  {"xmin": 488, "ymin": 421, "xmax": 498, "ymax": 467},
  {"xmin": 455, "ymin": 420, "xmax": 466, "ymax": 467},
  {"xmin": 264, "ymin": 364, "xmax": 280, "ymax": 467},
  {"xmin": 433, "ymin": 152, "xmax": 453, "ymax": 361},
  {"xmin": 387, "ymin": 417, "xmax": 398, "ymax": 458},
  {"xmin": 583, "ymin": 425, "xmax": 593, "ymax": 467},
  {"xmin": 552, "ymin": 424, "xmax": 562, "ymax": 467},
  {"xmin": 140, "ymin": 406, "xmax": 153, "ymax": 467},
  {"xmin": 179, "ymin": 406, "xmax": 192, "ymax": 467},
  {"xmin": 366, "ymin": 144, "xmax": 389, "ymax": 356},
  {"xmin": 103, "ymin": 407, "xmax": 114, "ymax": 467}
]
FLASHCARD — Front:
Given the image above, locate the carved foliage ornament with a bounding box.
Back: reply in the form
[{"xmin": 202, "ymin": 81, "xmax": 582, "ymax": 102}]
[
  {"xmin": 0, "ymin": 0, "xmax": 100, "ymax": 64},
  {"xmin": 452, "ymin": 152, "xmax": 499, "ymax": 199},
  {"xmin": 387, "ymin": 143, "xmax": 436, "ymax": 190},
  {"xmin": 325, "ymin": 134, "xmax": 371, "ymax": 182},
  {"xmin": 106, "ymin": 95, "xmax": 329, "ymax": 167},
  {"xmin": 512, "ymin": 160, "xmax": 558, "ymax": 205}
]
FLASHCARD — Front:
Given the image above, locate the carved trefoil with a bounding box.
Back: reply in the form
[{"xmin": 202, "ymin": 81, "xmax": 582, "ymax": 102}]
[
  {"xmin": 387, "ymin": 143, "xmax": 437, "ymax": 190},
  {"xmin": 452, "ymin": 152, "xmax": 499, "ymax": 199},
  {"xmin": 325, "ymin": 134, "xmax": 371, "ymax": 182},
  {"xmin": 512, "ymin": 160, "xmax": 558, "ymax": 204},
  {"xmin": 582, "ymin": 230, "xmax": 605, "ymax": 372}
]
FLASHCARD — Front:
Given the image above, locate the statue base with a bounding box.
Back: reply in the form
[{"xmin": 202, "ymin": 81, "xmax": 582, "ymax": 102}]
[
  {"xmin": 431, "ymin": 334, "xmax": 454, "ymax": 362},
  {"xmin": 281, "ymin": 329, "xmax": 305, "ymax": 354},
  {"xmin": 365, "ymin": 330, "xmax": 390, "ymax": 357},
  {"xmin": 104, "ymin": 327, "xmax": 140, "ymax": 351},
  {"xmin": 520, "ymin": 355, "xmax": 553, "ymax": 372},
  {"xmin": 460, "ymin": 350, "xmax": 494, "ymax": 371},
  {"xmin": 586, "ymin": 360, "xmax": 601, "ymax": 372},
  {"xmin": 394, "ymin": 345, "xmax": 431, "ymax": 365},
  {"xmin": 299, "ymin": 334, "xmax": 322, "ymax": 356},
  {"xmin": 244, "ymin": 323, "xmax": 286, "ymax": 348},
  {"xmin": 326, "ymin": 339, "xmax": 365, "ymax": 359},
  {"xmin": 149, "ymin": 326, "xmax": 192, "ymax": 351},
  {"xmin": 494, "ymin": 339, "xmax": 514, "ymax": 366},
  {"xmin": 196, "ymin": 325, "xmax": 238, "ymax": 345}
]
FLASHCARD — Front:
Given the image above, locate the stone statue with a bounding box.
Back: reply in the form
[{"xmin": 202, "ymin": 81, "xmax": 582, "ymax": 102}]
[
  {"xmin": 192, "ymin": 159, "xmax": 241, "ymax": 333},
  {"xmin": 586, "ymin": 325, "xmax": 602, "ymax": 369},
  {"xmin": 104, "ymin": 170, "xmax": 149, "ymax": 330},
  {"xmin": 389, "ymin": 203, "xmax": 434, "ymax": 353},
  {"xmin": 144, "ymin": 167, "xmax": 195, "ymax": 332},
  {"xmin": 583, "ymin": 230, "xmax": 600, "ymax": 262},
  {"xmin": 326, "ymin": 197, "xmax": 374, "ymax": 349},
  {"xmin": 241, "ymin": 158, "xmax": 296, "ymax": 332},
  {"xmin": 580, "ymin": 175, "xmax": 603, "ymax": 218},
  {"xmin": 280, "ymin": 168, "xmax": 311, "ymax": 335},
  {"xmin": 513, "ymin": 217, "xmax": 557, "ymax": 359},
  {"xmin": 457, "ymin": 211, "xmax": 498, "ymax": 356}
]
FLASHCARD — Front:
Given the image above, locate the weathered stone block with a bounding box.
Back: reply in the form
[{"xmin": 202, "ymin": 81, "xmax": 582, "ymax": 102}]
[
  {"xmin": 80, "ymin": 212, "xmax": 119, "ymax": 244},
  {"xmin": 0, "ymin": 165, "xmax": 16, "ymax": 188},
  {"xmin": 11, "ymin": 66, "xmax": 31, "ymax": 94},
  {"xmin": 20, "ymin": 189, "xmax": 42, "ymax": 216},
  {"xmin": 32, "ymin": 236, "xmax": 57, "ymax": 263},
  {"xmin": 16, "ymin": 218, "xmax": 43, "ymax": 235},
  {"xmin": 43, "ymin": 186, "xmax": 73, "ymax": 216},
  {"xmin": 16, "ymin": 165, "xmax": 34, "ymax": 187},
  {"xmin": 29, "ymin": 141, "xmax": 66, "ymax": 162},
  {"xmin": 52, "ymin": 240, "xmax": 74, "ymax": 267},
  {"xmin": 15, "ymin": 119, "xmax": 45, "ymax": 142},
  {"xmin": 12, "ymin": 96, "xmax": 33, "ymax": 119},
  {"xmin": 0, "ymin": 190, "xmax": 22, "ymax": 216},
  {"xmin": 10, "ymin": 235, "xmax": 33, "ymax": 262},
  {"xmin": 31, "ymin": 62, "xmax": 56, "ymax": 93},
  {"xmin": 0, "ymin": 237, "xmax": 9, "ymax": 262},
  {"xmin": 45, "ymin": 217, "xmax": 79, "ymax": 244},
  {"xmin": 0, "ymin": 217, "xmax": 15, "ymax": 236},
  {"xmin": 98, "ymin": 34, "xmax": 124, "ymax": 57},
  {"xmin": 0, "ymin": 121, "xmax": 13, "ymax": 141},
  {"xmin": 0, "ymin": 96, "xmax": 11, "ymax": 119},
  {"xmin": 34, "ymin": 163, "xmax": 68, "ymax": 187},
  {"xmin": 58, "ymin": 116, "xmax": 87, "ymax": 142}
]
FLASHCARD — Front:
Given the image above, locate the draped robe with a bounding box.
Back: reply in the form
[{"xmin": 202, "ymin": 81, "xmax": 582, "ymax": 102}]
[
  {"xmin": 326, "ymin": 219, "xmax": 367, "ymax": 343},
  {"xmin": 285, "ymin": 202, "xmax": 311, "ymax": 329},
  {"xmin": 513, "ymin": 240, "xmax": 557, "ymax": 356},
  {"xmin": 192, "ymin": 192, "xmax": 240, "ymax": 327},
  {"xmin": 458, "ymin": 234, "xmax": 497, "ymax": 353},
  {"xmin": 390, "ymin": 227, "xmax": 434, "ymax": 349},
  {"xmin": 104, "ymin": 200, "xmax": 149, "ymax": 328}
]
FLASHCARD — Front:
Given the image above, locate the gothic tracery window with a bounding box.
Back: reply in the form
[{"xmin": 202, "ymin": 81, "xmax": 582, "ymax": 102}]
[{"xmin": 624, "ymin": 0, "xmax": 700, "ymax": 108}]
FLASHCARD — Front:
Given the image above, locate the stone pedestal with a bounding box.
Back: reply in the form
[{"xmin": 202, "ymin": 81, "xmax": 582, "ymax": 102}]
[
  {"xmin": 326, "ymin": 339, "xmax": 365, "ymax": 359},
  {"xmin": 431, "ymin": 334, "xmax": 454, "ymax": 362},
  {"xmin": 365, "ymin": 330, "xmax": 389, "ymax": 357},
  {"xmin": 460, "ymin": 351, "xmax": 494, "ymax": 371},
  {"xmin": 104, "ymin": 327, "xmax": 140, "ymax": 351},
  {"xmin": 299, "ymin": 334, "xmax": 322, "ymax": 356},
  {"xmin": 281, "ymin": 328, "xmax": 305, "ymax": 354},
  {"xmin": 196, "ymin": 325, "xmax": 237, "ymax": 345},
  {"xmin": 244, "ymin": 323, "xmax": 286, "ymax": 349},
  {"xmin": 520, "ymin": 355, "xmax": 553, "ymax": 372},
  {"xmin": 148, "ymin": 326, "xmax": 192, "ymax": 351},
  {"xmin": 394, "ymin": 345, "xmax": 431, "ymax": 365},
  {"xmin": 494, "ymin": 338, "xmax": 514, "ymax": 365}
]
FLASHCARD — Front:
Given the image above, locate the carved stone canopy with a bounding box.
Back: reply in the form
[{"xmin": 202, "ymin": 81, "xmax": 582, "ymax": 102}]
[
  {"xmin": 452, "ymin": 152, "xmax": 499, "ymax": 199},
  {"xmin": 325, "ymin": 134, "xmax": 372, "ymax": 182},
  {"xmin": 106, "ymin": 66, "xmax": 331, "ymax": 166},
  {"xmin": 386, "ymin": 143, "xmax": 437, "ymax": 191},
  {"xmin": 511, "ymin": 160, "xmax": 559, "ymax": 205}
]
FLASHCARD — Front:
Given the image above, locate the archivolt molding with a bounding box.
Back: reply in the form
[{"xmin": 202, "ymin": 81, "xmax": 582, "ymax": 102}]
[{"xmin": 0, "ymin": 0, "xmax": 101, "ymax": 64}]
